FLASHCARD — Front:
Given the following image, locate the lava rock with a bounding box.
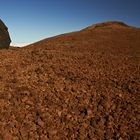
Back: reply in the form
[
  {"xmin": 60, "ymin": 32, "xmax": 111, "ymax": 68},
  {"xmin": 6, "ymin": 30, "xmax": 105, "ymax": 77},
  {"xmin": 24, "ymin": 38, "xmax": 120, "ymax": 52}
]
[{"xmin": 0, "ymin": 19, "xmax": 11, "ymax": 48}]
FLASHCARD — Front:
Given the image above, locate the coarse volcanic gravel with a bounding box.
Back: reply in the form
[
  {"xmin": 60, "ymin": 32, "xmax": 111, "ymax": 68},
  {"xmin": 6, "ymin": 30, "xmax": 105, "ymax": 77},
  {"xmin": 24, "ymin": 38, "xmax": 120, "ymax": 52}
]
[{"xmin": 0, "ymin": 22, "xmax": 139, "ymax": 139}]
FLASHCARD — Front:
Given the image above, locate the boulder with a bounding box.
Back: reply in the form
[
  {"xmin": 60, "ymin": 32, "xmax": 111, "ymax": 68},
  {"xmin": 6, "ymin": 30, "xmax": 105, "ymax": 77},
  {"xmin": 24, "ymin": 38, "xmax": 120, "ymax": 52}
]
[{"xmin": 0, "ymin": 19, "xmax": 11, "ymax": 48}]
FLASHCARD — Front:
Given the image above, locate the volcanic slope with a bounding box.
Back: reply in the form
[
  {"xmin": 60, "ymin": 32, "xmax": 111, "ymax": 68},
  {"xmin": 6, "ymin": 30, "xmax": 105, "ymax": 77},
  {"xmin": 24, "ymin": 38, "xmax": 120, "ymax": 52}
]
[{"xmin": 0, "ymin": 21, "xmax": 140, "ymax": 139}]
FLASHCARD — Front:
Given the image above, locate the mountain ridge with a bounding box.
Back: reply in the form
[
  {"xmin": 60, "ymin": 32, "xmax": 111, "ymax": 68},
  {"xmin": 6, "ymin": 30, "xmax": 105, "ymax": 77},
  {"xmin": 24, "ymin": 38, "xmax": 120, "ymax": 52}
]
[
  {"xmin": 82, "ymin": 21, "xmax": 130, "ymax": 30},
  {"xmin": 25, "ymin": 20, "xmax": 139, "ymax": 49}
]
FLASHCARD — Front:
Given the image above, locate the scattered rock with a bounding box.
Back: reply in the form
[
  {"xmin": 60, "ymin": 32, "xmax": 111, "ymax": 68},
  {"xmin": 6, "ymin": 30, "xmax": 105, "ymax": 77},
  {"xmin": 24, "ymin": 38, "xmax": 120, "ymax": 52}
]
[{"xmin": 0, "ymin": 21, "xmax": 139, "ymax": 139}]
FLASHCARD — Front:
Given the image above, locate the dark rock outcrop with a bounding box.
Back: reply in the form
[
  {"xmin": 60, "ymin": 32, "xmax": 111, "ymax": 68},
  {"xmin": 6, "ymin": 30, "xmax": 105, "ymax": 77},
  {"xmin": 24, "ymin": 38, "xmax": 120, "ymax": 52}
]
[{"xmin": 0, "ymin": 19, "xmax": 11, "ymax": 48}]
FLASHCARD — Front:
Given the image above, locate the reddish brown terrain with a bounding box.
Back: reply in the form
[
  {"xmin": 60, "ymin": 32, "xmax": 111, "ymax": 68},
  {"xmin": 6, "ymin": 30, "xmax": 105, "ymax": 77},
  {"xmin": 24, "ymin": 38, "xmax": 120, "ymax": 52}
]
[{"xmin": 0, "ymin": 21, "xmax": 139, "ymax": 139}]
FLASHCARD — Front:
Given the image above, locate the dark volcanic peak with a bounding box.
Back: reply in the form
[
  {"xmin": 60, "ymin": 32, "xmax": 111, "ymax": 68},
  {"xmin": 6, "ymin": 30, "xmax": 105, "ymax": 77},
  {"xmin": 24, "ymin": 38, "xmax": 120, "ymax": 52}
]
[{"xmin": 83, "ymin": 21, "xmax": 130, "ymax": 30}]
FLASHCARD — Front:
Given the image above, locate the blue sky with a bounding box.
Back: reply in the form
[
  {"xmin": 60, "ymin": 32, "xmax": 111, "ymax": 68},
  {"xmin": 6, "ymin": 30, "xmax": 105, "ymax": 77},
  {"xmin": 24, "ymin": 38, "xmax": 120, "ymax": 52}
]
[{"xmin": 0, "ymin": 0, "xmax": 140, "ymax": 46}]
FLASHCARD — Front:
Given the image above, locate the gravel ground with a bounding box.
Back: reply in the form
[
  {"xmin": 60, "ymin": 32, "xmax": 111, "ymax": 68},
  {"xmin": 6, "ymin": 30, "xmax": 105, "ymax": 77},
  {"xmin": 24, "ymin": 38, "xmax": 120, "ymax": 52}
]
[{"xmin": 0, "ymin": 22, "xmax": 139, "ymax": 139}]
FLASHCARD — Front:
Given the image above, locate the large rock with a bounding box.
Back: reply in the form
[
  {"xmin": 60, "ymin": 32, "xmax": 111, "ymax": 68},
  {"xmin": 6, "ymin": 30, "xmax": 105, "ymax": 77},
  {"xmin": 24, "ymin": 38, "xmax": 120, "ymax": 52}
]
[{"xmin": 0, "ymin": 19, "xmax": 11, "ymax": 48}]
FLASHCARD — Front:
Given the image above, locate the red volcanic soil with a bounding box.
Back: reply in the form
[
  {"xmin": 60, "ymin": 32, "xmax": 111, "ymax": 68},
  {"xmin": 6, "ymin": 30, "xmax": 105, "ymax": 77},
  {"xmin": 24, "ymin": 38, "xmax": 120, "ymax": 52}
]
[{"xmin": 0, "ymin": 21, "xmax": 140, "ymax": 139}]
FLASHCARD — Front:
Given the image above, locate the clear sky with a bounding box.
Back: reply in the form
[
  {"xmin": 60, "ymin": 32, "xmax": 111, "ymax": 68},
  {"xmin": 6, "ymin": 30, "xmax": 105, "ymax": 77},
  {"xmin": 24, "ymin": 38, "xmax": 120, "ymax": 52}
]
[{"xmin": 0, "ymin": 0, "xmax": 140, "ymax": 46}]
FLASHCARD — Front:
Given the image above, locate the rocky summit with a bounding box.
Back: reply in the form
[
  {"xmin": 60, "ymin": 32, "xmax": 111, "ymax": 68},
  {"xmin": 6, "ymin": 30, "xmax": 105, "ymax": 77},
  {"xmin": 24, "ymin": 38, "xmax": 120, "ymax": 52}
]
[
  {"xmin": 0, "ymin": 19, "xmax": 11, "ymax": 48},
  {"xmin": 0, "ymin": 21, "xmax": 139, "ymax": 139}
]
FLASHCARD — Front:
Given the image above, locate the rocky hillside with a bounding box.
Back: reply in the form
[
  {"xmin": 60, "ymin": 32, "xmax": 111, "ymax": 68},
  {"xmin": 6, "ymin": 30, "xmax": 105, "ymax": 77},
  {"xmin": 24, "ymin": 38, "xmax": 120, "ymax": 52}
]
[{"xmin": 0, "ymin": 21, "xmax": 139, "ymax": 139}]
